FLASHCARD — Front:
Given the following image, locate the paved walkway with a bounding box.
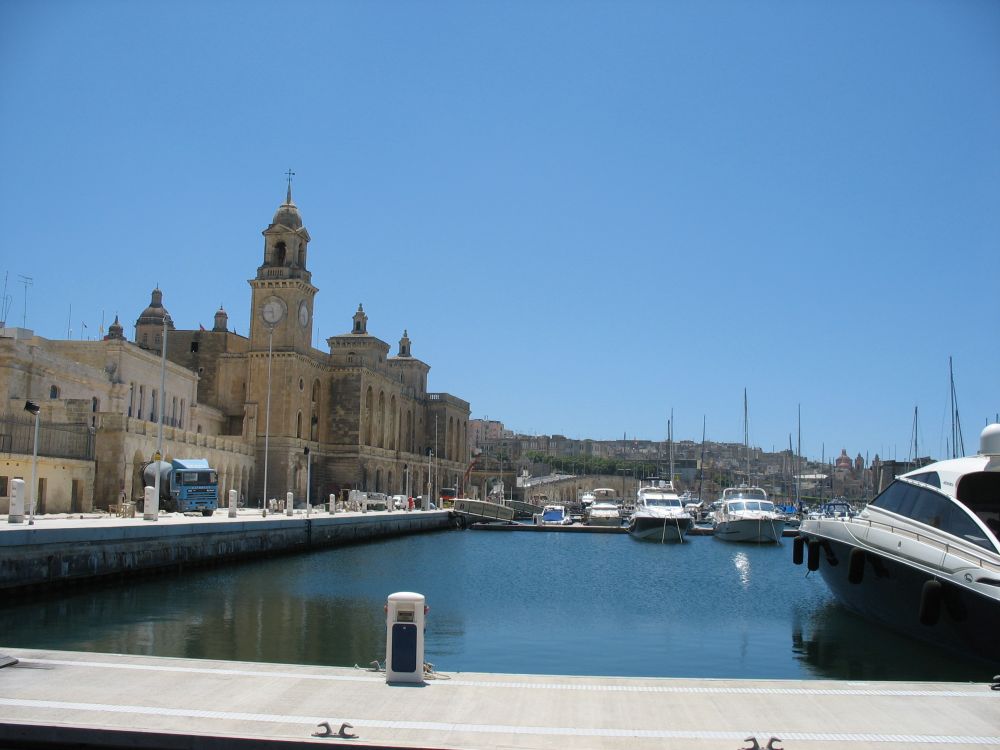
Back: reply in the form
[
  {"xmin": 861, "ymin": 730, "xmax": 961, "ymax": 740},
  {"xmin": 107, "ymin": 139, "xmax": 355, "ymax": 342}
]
[{"xmin": 1, "ymin": 648, "xmax": 998, "ymax": 749}]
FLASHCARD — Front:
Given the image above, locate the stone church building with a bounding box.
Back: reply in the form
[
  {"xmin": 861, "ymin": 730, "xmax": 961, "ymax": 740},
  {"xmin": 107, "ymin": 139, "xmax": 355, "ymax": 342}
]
[
  {"xmin": 161, "ymin": 186, "xmax": 471, "ymax": 506},
  {"xmin": 0, "ymin": 186, "xmax": 469, "ymax": 513}
]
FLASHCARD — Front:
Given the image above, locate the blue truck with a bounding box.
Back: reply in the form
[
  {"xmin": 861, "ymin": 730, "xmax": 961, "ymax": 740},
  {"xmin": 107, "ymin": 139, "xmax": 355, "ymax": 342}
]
[{"xmin": 142, "ymin": 458, "xmax": 219, "ymax": 516}]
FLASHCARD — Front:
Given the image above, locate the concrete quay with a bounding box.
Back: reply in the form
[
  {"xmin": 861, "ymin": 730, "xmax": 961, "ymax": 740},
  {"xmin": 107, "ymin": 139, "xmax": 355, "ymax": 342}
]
[
  {"xmin": 0, "ymin": 509, "xmax": 451, "ymax": 594},
  {"xmin": 0, "ymin": 648, "xmax": 998, "ymax": 749}
]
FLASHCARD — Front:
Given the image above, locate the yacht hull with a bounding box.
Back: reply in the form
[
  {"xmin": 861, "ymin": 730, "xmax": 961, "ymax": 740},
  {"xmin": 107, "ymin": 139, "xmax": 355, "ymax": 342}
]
[
  {"xmin": 799, "ymin": 527, "xmax": 1000, "ymax": 665},
  {"xmin": 629, "ymin": 515, "xmax": 690, "ymax": 542},
  {"xmin": 713, "ymin": 517, "xmax": 784, "ymax": 543},
  {"xmin": 587, "ymin": 516, "xmax": 622, "ymax": 527}
]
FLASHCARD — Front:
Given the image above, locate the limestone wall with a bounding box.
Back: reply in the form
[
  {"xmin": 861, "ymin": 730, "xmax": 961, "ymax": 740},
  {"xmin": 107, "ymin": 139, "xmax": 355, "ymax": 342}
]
[
  {"xmin": 0, "ymin": 512, "xmax": 451, "ymax": 593},
  {"xmin": 0, "ymin": 456, "xmax": 94, "ymax": 514}
]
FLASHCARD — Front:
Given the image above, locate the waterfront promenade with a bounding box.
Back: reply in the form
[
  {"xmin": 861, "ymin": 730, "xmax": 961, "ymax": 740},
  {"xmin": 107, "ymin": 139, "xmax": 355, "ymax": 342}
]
[
  {"xmin": 0, "ymin": 647, "xmax": 998, "ymax": 749},
  {"xmin": 0, "ymin": 509, "xmax": 452, "ymax": 593}
]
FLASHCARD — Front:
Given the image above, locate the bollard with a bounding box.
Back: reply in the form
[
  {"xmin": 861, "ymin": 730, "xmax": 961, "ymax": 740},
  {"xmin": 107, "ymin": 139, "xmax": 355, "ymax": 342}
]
[
  {"xmin": 329, "ymin": 493, "xmax": 336, "ymax": 515},
  {"xmin": 286, "ymin": 491, "xmax": 294, "ymax": 516},
  {"xmin": 385, "ymin": 592, "xmax": 426, "ymax": 684},
  {"xmin": 228, "ymin": 489, "xmax": 238, "ymax": 518},
  {"xmin": 143, "ymin": 485, "xmax": 158, "ymax": 521},
  {"xmin": 8, "ymin": 478, "xmax": 25, "ymax": 524}
]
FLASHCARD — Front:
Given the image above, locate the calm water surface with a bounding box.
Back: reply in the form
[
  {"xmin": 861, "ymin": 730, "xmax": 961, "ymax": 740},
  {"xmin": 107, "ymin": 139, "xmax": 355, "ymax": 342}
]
[{"xmin": 1, "ymin": 529, "xmax": 993, "ymax": 681}]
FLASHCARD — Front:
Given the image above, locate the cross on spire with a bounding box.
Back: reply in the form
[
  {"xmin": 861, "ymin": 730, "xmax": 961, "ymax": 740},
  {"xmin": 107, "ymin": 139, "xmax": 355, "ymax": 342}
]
[{"xmin": 285, "ymin": 168, "xmax": 295, "ymax": 203}]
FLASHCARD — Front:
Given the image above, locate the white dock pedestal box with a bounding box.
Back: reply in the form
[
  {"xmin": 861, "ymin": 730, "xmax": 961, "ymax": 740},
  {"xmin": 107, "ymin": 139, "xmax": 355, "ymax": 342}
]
[{"xmin": 385, "ymin": 592, "xmax": 425, "ymax": 684}]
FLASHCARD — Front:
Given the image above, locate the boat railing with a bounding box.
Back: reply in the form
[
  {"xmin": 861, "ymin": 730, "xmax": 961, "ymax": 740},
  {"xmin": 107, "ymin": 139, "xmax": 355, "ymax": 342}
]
[{"xmin": 847, "ymin": 516, "xmax": 1000, "ymax": 574}]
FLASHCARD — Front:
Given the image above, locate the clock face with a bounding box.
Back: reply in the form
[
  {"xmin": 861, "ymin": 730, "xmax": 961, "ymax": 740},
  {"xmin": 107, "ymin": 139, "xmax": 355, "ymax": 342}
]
[
  {"xmin": 298, "ymin": 301, "xmax": 310, "ymax": 327},
  {"xmin": 261, "ymin": 297, "xmax": 286, "ymax": 325}
]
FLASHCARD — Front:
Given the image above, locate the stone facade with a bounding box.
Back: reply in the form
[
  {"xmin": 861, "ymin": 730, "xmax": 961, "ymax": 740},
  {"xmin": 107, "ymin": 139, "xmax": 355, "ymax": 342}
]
[
  {"xmin": 164, "ymin": 185, "xmax": 471, "ymax": 505},
  {"xmin": 0, "ymin": 184, "xmax": 471, "ymax": 514},
  {"xmin": 0, "ymin": 330, "xmax": 253, "ymax": 512}
]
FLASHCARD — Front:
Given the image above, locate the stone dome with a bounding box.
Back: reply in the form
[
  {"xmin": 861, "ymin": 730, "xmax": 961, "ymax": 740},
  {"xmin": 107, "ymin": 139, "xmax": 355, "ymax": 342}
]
[
  {"xmin": 271, "ymin": 186, "xmax": 302, "ymax": 230},
  {"xmin": 136, "ymin": 288, "xmax": 174, "ymax": 328}
]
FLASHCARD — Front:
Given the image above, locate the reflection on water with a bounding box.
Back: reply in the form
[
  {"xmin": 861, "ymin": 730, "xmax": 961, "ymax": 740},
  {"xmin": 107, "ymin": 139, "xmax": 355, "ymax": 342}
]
[
  {"xmin": 0, "ymin": 530, "xmax": 995, "ymax": 681},
  {"xmin": 791, "ymin": 599, "xmax": 990, "ymax": 682},
  {"xmin": 732, "ymin": 551, "xmax": 751, "ymax": 587}
]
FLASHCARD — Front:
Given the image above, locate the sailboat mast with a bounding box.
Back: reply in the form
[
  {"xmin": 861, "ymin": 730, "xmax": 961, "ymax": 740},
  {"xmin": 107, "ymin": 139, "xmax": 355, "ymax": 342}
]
[
  {"xmin": 796, "ymin": 404, "xmax": 802, "ymax": 509},
  {"xmin": 698, "ymin": 415, "xmax": 706, "ymax": 500},
  {"xmin": 744, "ymin": 389, "xmax": 749, "ymax": 484},
  {"xmin": 669, "ymin": 409, "xmax": 674, "ymax": 484}
]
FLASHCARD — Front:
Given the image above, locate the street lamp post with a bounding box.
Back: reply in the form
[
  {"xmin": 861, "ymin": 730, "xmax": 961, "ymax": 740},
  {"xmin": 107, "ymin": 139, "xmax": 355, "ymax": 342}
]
[
  {"xmin": 304, "ymin": 446, "xmax": 311, "ymax": 516},
  {"xmin": 147, "ymin": 319, "xmax": 168, "ymax": 521},
  {"xmin": 263, "ymin": 325, "xmax": 274, "ymax": 510},
  {"xmin": 24, "ymin": 400, "xmax": 40, "ymax": 525}
]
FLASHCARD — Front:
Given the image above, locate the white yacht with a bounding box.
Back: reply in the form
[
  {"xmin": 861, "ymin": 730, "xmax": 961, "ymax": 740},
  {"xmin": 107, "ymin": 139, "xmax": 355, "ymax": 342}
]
[
  {"xmin": 712, "ymin": 485, "xmax": 785, "ymax": 543},
  {"xmin": 628, "ymin": 478, "xmax": 692, "ymax": 542},
  {"xmin": 586, "ymin": 488, "xmax": 622, "ymax": 527},
  {"xmin": 794, "ymin": 424, "xmax": 1000, "ymax": 664}
]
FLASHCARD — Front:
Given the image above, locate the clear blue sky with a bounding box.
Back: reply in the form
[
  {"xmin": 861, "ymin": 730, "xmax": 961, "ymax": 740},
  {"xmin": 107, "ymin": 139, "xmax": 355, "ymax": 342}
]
[{"xmin": 2, "ymin": 0, "xmax": 998, "ymax": 463}]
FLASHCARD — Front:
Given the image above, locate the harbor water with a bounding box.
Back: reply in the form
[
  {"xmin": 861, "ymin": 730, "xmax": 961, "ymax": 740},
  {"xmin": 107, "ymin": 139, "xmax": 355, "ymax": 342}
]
[{"xmin": 0, "ymin": 529, "xmax": 993, "ymax": 682}]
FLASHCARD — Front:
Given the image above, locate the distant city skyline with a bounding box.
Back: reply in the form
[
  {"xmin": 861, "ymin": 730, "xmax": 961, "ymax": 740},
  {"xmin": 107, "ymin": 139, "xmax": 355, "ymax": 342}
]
[{"xmin": 2, "ymin": 0, "xmax": 998, "ymax": 464}]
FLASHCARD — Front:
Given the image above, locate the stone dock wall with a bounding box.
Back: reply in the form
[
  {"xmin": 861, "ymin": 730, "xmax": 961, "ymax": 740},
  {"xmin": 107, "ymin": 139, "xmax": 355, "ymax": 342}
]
[{"xmin": 0, "ymin": 511, "xmax": 452, "ymax": 594}]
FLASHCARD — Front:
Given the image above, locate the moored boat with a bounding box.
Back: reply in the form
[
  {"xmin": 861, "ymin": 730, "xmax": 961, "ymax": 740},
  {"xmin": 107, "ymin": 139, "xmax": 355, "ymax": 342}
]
[
  {"xmin": 794, "ymin": 423, "xmax": 1000, "ymax": 664},
  {"xmin": 533, "ymin": 504, "xmax": 573, "ymax": 526},
  {"xmin": 712, "ymin": 485, "xmax": 785, "ymax": 543},
  {"xmin": 585, "ymin": 488, "xmax": 622, "ymax": 526},
  {"xmin": 628, "ymin": 478, "xmax": 692, "ymax": 542}
]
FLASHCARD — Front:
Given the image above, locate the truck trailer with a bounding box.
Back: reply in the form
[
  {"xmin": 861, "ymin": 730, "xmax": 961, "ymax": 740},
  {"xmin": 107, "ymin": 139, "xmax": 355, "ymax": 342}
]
[{"xmin": 141, "ymin": 458, "xmax": 219, "ymax": 515}]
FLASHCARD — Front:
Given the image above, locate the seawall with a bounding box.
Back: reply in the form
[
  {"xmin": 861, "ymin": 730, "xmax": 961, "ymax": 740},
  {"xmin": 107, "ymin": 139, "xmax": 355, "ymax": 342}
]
[{"xmin": 0, "ymin": 510, "xmax": 452, "ymax": 594}]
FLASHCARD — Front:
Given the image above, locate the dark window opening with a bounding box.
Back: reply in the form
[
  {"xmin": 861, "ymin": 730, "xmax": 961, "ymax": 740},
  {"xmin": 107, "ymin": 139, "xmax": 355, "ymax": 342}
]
[{"xmin": 191, "ymin": 341, "xmax": 199, "ymax": 353}]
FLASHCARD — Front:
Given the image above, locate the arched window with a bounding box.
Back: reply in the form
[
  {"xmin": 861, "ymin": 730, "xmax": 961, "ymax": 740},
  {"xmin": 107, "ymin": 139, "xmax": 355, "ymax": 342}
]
[
  {"xmin": 378, "ymin": 391, "xmax": 386, "ymax": 448},
  {"xmin": 311, "ymin": 380, "xmax": 320, "ymax": 441},
  {"xmin": 49, "ymin": 385, "xmax": 59, "ymax": 399},
  {"xmin": 275, "ymin": 241, "xmax": 287, "ymax": 265},
  {"xmin": 296, "ymin": 410, "xmax": 302, "ymax": 439},
  {"xmin": 364, "ymin": 387, "xmax": 373, "ymax": 445},
  {"xmin": 389, "ymin": 395, "xmax": 397, "ymax": 450}
]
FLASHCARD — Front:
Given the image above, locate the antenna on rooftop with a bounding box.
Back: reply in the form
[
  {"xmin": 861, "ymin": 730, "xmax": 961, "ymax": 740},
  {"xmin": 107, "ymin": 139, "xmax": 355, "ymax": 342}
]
[{"xmin": 17, "ymin": 275, "xmax": 32, "ymax": 329}]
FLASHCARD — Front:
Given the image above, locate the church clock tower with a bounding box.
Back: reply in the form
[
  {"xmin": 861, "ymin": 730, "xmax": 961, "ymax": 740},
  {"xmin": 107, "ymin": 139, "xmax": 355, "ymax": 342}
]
[{"xmin": 249, "ymin": 178, "xmax": 318, "ymax": 353}]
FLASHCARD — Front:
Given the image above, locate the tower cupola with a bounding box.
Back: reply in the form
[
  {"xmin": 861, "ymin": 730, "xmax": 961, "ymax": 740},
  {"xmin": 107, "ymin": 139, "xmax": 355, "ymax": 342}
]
[
  {"xmin": 398, "ymin": 329, "xmax": 411, "ymax": 357},
  {"xmin": 258, "ymin": 177, "xmax": 312, "ymax": 283},
  {"xmin": 106, "ymin": 314, "xmax": 125, "ymax": 341},
  {"xmin": 352, "ymin": 304, "xmax": 368, "ymax": 334},
  {"xmin": 213, "ymin": 305, "xmax": 229, "ymax": 332}
]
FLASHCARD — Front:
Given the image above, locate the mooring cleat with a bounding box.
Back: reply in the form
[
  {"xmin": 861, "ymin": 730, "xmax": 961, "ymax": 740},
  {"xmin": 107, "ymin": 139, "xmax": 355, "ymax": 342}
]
[
  {"xmin": 739, "ymin": 738, "xmax": 761, "ymax": 750},
  {"xmin": 766, "ymin": 738, "xmax": 784, "ymax": 750},
  {"xmin": 338, "ymin": 722, "xmax": 358, "ymax": 738},
  {"xmin": 312, "ymin": 721, "xmax": 334, "ymax": 738}
]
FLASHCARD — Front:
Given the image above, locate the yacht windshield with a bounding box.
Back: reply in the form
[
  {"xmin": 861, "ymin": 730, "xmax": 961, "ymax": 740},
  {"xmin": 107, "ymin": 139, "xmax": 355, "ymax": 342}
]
[
  {"xmin": 728, "ymin": 489, "xmax": 767, "ymax": 501},
  {"xmin": 728, "ymin": 501, "xmax": 746, "ymax": 512},
  {"xmin": 648, "ymin": 498, "xmax": 682, "ymax": 508}
]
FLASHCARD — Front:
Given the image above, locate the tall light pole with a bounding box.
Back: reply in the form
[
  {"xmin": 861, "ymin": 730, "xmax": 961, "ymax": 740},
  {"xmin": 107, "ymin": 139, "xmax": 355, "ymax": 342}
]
[
  {"xmin": 24, "ymin": 400, "xmax": 40, "ymax": 525},
  {"xmin": 304, "ymin": 446, "xmax": 311, "ymax": 516},
  {"xmin": 263, "ymin": 325, "xmax": 274, "ymax": 509},
  {"xmin": 148, "ymin": 318, "xmax": 168, "ymax": 521}
]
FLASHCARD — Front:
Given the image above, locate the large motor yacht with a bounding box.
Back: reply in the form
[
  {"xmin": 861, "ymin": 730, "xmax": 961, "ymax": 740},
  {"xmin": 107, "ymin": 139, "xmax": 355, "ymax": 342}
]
[
  {"xmin": 713, "ymin": 485, "xmax": 785, "ymax": 543},
  {"xmin": 585, "ymin": 488, "xmax": 622, "ymax": 527},
  {"xmin": 628, "ymin": 478, "xmax": 692, "ymax": 542},
  {"xmin": 794, "ymin": 423, "xmax": 1000, "ymax": 664}
]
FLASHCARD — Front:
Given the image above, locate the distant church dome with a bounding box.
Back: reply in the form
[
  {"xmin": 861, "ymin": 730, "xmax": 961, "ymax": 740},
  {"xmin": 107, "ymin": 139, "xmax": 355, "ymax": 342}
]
[
  {"xmin": 136, "ymin": 288, "xmax": 175, "ymax": 329},
  {"xmin": 271, "ymin": 185, "xmax": 302, "ymax": 230},
  {"xmin": 835, "ymin": 449, "xmax": 852, "ymax": 470},
  {"xmin": 213, "ymin": 306, "xmax": 228, "ymax": 332}
]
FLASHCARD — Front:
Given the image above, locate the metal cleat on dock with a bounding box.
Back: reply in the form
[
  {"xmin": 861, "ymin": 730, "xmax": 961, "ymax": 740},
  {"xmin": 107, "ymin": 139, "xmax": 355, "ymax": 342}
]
[{"xmin": 739, "ymin": 738, "xmax": 761, "ymax": 750}]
